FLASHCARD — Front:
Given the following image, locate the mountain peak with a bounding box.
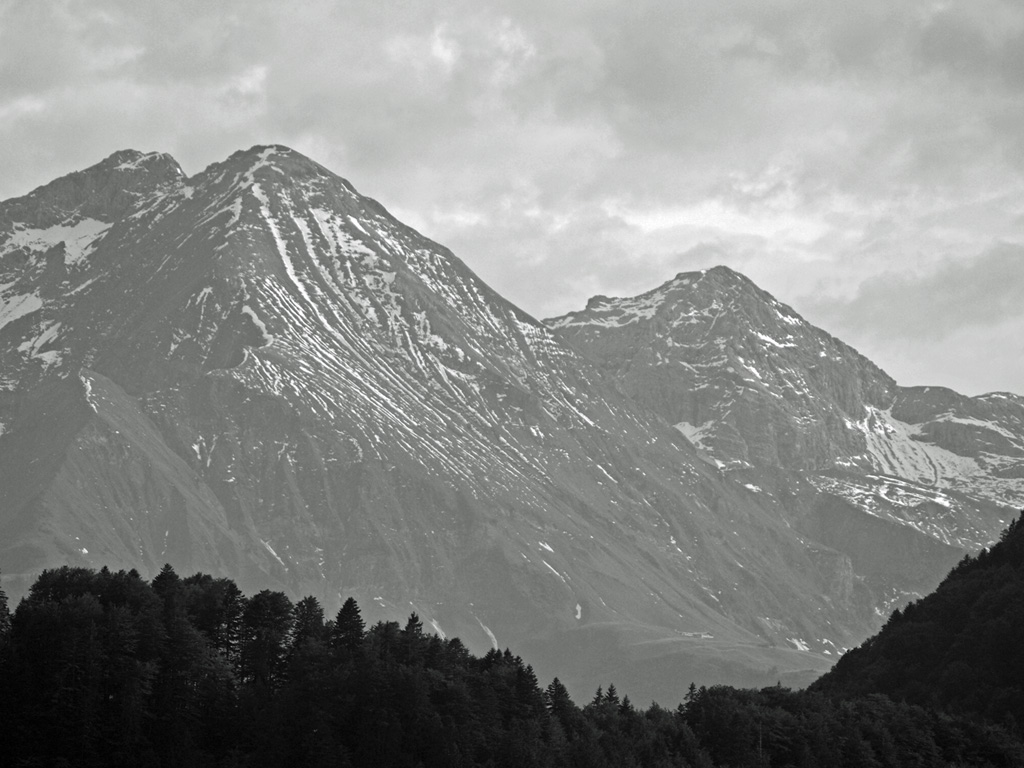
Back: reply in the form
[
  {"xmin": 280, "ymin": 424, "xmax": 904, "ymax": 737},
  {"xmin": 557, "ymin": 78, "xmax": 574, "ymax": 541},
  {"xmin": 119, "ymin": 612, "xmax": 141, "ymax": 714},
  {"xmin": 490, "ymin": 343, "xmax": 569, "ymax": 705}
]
[
  {"xmin": 547, "ymin": 265, "xmax": 780, "ymax": 333},
  {"xmin": 188, "ymin": 144, "xmax": 365, "ymax": 212},
  {"xmin": 703, "ymin": 263, "xmax": 756, "ymax": 286},
  {"xmin": 663, "ymin": 265, "xmax": 766, "ymax": 301},
  {"xmin": 1, "ymin": 148, "xmax": 185, "ymax": 226},
  {"xmin": 547, "ymin": 265, "xmax": 898, "ymax": 470},
  {"xmin": 222, "ymin": 143, "xmax": 301, "ymax": 169},
  {"xmin": 701, "ymin": 263, "xmax": 738, "ymax": 279},
  {"xmin": 215, "ymin": 144, "xmax": 338, "ymax": 184},
  {"xmin": 102, "ymin": 149, "xmax": 184, "ymax": 177}
]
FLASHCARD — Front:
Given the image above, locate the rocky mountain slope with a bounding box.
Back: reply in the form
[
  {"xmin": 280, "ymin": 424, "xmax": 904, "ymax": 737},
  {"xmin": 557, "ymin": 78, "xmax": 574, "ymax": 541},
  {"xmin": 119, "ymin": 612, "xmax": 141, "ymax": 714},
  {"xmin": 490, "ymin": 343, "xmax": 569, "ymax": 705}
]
[
  {"xmin": 2, "ymin": 147, "xmax": 1017, "ymax": 704},
  {"xmin": 547, "ymin": 267, "xmax": 1021, "ymax": 623}
]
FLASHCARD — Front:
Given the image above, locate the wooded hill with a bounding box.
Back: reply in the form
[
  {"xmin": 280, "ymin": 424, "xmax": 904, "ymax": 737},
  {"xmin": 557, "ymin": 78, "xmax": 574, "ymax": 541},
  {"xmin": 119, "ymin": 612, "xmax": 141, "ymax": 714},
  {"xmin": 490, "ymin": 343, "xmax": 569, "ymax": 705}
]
[
  {"xmin": 1, "ymin": 548, "xmax": 1023, "ymax": 767},
  {"xmin": 813, "ymin": 514, "xmax": 1024, "ymax": 730}
]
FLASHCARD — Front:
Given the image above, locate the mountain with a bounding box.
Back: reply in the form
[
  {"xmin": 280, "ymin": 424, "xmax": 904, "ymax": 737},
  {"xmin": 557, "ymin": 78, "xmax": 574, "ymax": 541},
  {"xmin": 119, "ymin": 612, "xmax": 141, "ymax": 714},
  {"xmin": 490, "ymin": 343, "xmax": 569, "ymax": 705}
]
[
  {"xmin": 0, "ymin": 146, "xmax": 859, "ymax": 702},
  {"xmin": 547, "ymin": 267, "xmax": 1021, "ymax": 623},
  {"xmin": 812, "ymin": 514, "xmax": 1024, "ymax": 727},
  {"xmin": 1, "ymin": 147, "xmax": 1016, "ymax": 705}
]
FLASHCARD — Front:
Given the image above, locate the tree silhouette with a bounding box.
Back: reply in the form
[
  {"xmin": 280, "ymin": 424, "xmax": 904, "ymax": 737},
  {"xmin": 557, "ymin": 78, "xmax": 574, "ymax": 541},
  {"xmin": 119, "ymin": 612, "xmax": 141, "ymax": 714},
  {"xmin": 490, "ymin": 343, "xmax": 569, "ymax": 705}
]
[
  {"xmin": 0, "ymin": 567, "xmax": 11, "ymax": 643},
  {"xmin": 2, "ymin": 563, "xmax": 1022, "ymax": 767},
  {"xmin": 241, "ymin": 590, "xmax": 294, "ymax": 688},
  {"xmin": 330, "ymin": 596, "xmax": 365, "ymax": 656},
  {"xmin": 291, "ymin": 595, "xmax": 326, "ymax": 650}
]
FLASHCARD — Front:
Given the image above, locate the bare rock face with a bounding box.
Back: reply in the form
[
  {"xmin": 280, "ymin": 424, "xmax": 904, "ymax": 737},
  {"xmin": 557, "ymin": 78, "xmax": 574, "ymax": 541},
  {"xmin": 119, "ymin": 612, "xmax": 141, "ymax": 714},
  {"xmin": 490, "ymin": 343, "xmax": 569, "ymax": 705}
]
[
  {"xmin": 1, "ymin": 147, "xmax": 1017, "ymax": 705},
  {"xmin": 547, "ymin": 267, "xmax": 1022, "ymax": 636},
  {"xmin": 548, "ymin": 266, "xmax": 898, "ymax": 472}
]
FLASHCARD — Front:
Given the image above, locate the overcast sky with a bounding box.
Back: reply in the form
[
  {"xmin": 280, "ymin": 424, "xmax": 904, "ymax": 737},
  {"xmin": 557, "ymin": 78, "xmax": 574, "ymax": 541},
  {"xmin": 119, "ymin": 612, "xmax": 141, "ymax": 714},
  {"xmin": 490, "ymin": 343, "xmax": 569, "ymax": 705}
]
[{"xmin": 2, "ymin": 0, "xmax": 1023, "ymax": 395}]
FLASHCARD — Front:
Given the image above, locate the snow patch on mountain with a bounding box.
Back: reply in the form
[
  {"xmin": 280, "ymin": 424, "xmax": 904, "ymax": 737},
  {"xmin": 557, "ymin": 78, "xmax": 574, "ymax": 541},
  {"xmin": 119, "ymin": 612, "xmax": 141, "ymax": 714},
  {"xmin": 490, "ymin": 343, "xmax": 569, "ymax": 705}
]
[
  {"xmin": 754, "ymin": 331, "xmax": 796, "ymax": 349},
  {"xmin": 542, "ymin": 560, "xmax": 568, "ymax": 583},
  {"xmin": 261, "ymin": 539, "xmax": 287, "ymax": 569},
  {"xmin": 240, "ymin": 146, "xmax": 285, "ymax": 188},
  {"xmin": 80, "ymin": 371, "xmax": 99, "ymax": 413},
  {"xmin": 675, "ymin": 420, "xmax": 716, "ymax": 452},
  {"xmin": 475, "ymin": 616, "xmax": 499, "ymax": 650},
  {"xmin": 17, "ymin": 320, "xmax": 63, "ymax": 368},
  {"xmin": 2, "ymin": 218, "xmax": 110, "ymax": 266},
  {"xmin": 428, "ymin": 619, "xmax": 446, "ymax": 639},
  {"xmin": 851, "ymin": 406, "xmax": 979, "ymax": 487},
  {"xmin": 0, "ymin": 291, "xmax": 42, "ymax": 333}
]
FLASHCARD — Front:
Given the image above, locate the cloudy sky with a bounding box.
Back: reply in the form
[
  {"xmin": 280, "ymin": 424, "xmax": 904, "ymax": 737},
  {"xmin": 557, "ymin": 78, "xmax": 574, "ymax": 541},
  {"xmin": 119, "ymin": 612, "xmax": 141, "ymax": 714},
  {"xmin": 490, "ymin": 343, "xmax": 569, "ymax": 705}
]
[{"xmin": 2, "ymin": 0, "xmax": 1023, "ymax": 395}]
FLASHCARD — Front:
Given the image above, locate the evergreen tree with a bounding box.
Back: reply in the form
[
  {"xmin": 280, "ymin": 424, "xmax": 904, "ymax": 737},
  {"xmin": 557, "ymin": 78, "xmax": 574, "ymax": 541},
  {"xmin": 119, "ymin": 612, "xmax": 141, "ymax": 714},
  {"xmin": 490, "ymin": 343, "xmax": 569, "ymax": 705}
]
[
  {"xmin": 545, "ymin": 677, "xmax": 585, "ymax": 740},
  {"xmin": 330, "ymin": 596, "xmax": 365, "ymax": 654},
  {"xmin": 152, "ymin": 567, "xmax": 217, "ymax": 766},
  {"xmin": 400, "ymin": 611, "xmax": 425, "ymax": 664},
  {"xmin": 365, "ymin": 619, "xmax": 401, "ymax": 662},
  {"xmin": 0, "ymin": 567, "xmax": 11, "ymax": 643},
  {"xmin": 545, "ymin": 677, "xmax": 573, "ymax": 717},
  {"xmin": 403, "ymin": 611, "xmax": 423, "ymax": 636},
  {"xmin": 291, "ymin": 595, "xmax": 326, "ymax": 650},
  {"xmin": 606, "ymin": 683, "xmax": 620, "ymax": 706},
  {"xmin": 151, "ymin": 563, "xmax": 181, "ymax": 602},
  {"xmin": 241, "ymin": 589, "xmax": 294, "ymax": 688},
  {"xmin": 685, "ymin": 682, "xmax": 698, "ymax": 707},
  {"xmin": 182, "ymin": 574, "xmax": 244, "ymax": 665}
]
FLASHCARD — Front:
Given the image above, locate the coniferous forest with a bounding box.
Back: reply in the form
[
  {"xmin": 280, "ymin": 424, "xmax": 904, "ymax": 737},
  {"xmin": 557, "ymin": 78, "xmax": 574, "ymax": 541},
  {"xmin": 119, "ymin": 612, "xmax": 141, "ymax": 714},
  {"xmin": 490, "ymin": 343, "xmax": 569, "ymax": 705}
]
[
  {"xmin": 1, "ymin": 517, "xmax": 1024, "ymax": 767},
  {"xmin": 812, "ymin": 516, "xmax": 1024, "ymax": 729}
]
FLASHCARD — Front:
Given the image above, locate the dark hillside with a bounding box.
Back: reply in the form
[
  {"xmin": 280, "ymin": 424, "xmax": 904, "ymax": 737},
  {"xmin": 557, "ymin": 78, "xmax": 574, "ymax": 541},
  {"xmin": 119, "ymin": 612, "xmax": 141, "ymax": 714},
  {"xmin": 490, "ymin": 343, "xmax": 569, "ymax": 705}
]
[
  {"xmin": 813, "ymin": 512, "xmax": 1024, "ymax": 728},
  {"xmin": 1, "ymin": 564, "xmax": 1021, "ymax": 767}
]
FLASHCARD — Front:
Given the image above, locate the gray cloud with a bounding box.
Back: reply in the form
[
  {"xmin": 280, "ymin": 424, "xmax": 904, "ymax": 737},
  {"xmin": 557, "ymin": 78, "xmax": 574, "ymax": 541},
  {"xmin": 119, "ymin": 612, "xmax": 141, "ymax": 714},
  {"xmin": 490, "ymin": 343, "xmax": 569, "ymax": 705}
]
[
  {"xmin": 790, "ymin": 245, "xmax": 1024, "ymax": 394},
  {"xmin": 805, "ymin": 244, "xmax": 1024, "ymax": 340}
]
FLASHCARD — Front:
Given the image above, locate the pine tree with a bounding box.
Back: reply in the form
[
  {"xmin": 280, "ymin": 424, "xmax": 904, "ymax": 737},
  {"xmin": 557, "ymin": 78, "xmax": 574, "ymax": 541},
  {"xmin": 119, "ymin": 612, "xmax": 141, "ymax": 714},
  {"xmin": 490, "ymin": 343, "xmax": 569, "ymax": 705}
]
[
  {"xmin": 684, "ymin": 681, "xmax": 699, "ymax": 713},
  {"xmin": 291, "ymin": 595, "xmax": 326, "ymax": 649},
  {"xmin": 330, "ymin": 597, "xmax": 365, "ymax": 654},
  {"xmin": 403, "ymin": 611, "xmax": 423, "ymax": 635},
  {"xmin": 152, "ymin": 563, "xmax": 180, "ymax": 597},
  {"xmin": 619, "ymin": 694, "xmax": 633, "ymax": 716},
  {"xmin": 400, "ymin": 612, "xmax": 425, "ymax": 664},
  {"xmin": 605, "ymin": 683, "xmax": 620, "ymax": 706},
  {"xmin": 241, "ymin": 590, "xmax": 294, "ymax": 688},
  {"xmin": 0, "ymin": 567, "xmax": 11, "ymax": 643},
  {"xmin": 208, "ymin": 577, "xmax": 244, "ymax": 665},
  {"xmin": 545, "ymin": 678, "xmax": 572, "ymax": 713}
]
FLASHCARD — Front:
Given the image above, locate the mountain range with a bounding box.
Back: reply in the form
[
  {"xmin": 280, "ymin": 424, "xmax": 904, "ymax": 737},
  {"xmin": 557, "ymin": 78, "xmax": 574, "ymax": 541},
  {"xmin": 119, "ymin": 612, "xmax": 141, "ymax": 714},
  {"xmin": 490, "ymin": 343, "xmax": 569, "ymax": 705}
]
[
  {"xmin": 547, "ymin": 267, "xmax": 1023, "ymax": 615},
  {"xmin": 1, "ymin": 145, "xmax": 1020, "ymax": 703}
]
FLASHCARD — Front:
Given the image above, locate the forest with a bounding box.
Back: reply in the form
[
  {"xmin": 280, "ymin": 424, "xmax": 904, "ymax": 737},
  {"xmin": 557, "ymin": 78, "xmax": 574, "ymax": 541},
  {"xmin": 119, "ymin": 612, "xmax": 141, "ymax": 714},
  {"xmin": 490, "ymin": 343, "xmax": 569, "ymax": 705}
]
[
  {"xmin": 813, "ymin": 515, "xmax": 1024, "ymax": 729},
  {"xmin": 1, "ymin": 517, "xmax": 1023, "ymax": 768}
]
